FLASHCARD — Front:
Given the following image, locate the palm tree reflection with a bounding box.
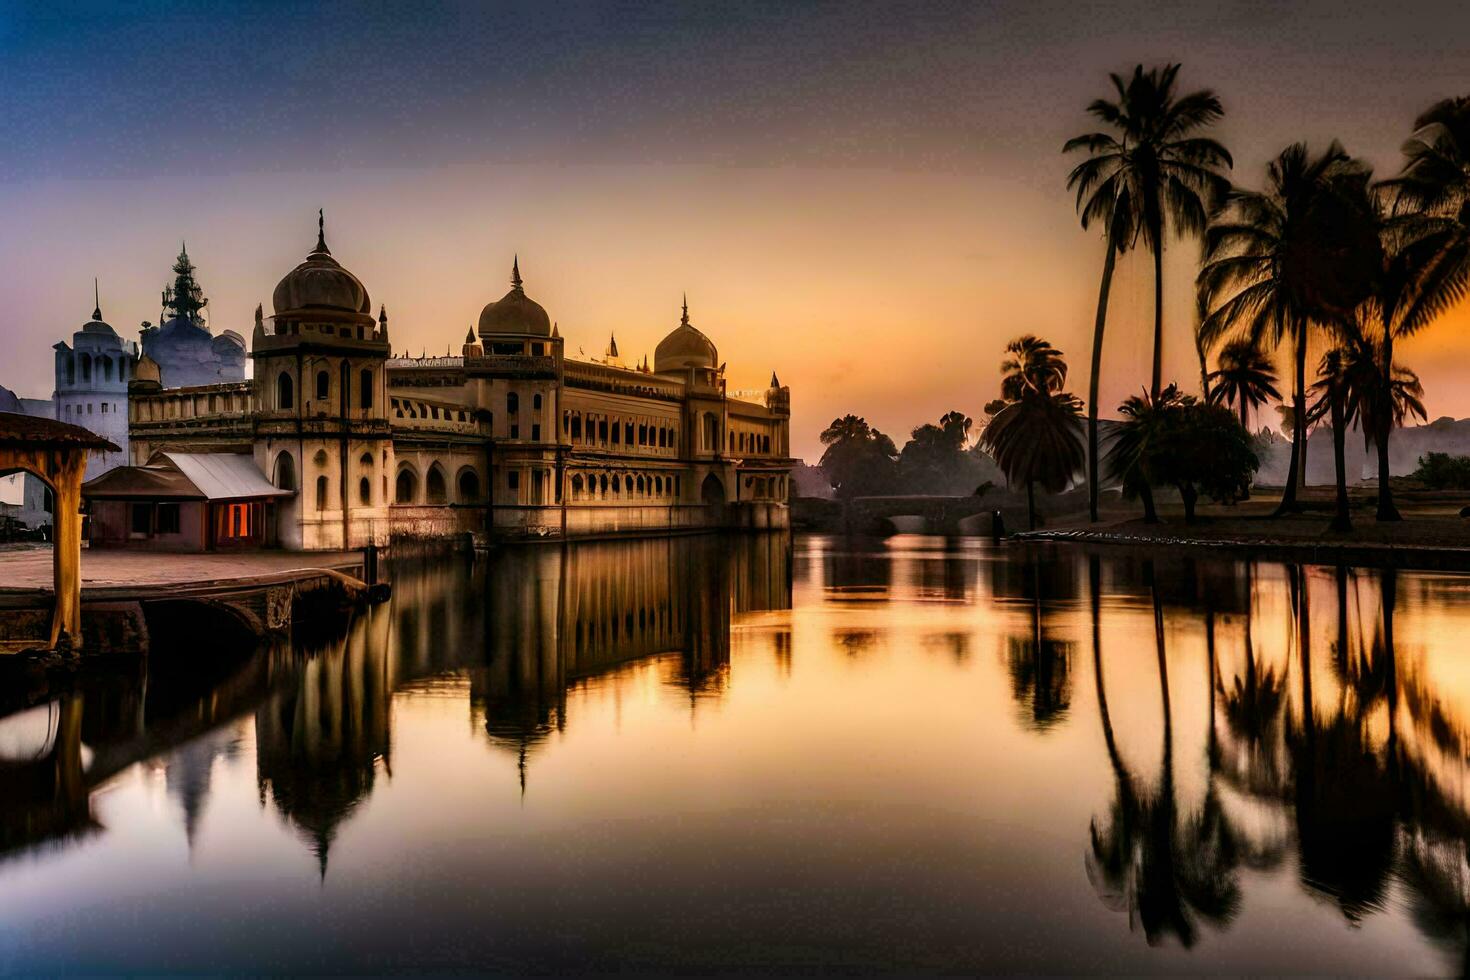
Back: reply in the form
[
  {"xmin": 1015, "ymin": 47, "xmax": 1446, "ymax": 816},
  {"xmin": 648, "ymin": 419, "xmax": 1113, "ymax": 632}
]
[
  {"xmin": 1003, "ymin": 557, "xmax": 1073, "ymax": 731},
  {"xmin": 1086, "ymin": 556, "xmax": 1241, "ymax": 947}
]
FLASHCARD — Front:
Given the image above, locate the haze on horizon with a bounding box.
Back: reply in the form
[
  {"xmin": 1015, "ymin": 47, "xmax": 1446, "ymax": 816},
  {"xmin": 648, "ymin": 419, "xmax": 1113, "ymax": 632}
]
[{"xmin": 4, "ymin": 0, "xmax": 1470, "ymax": 461}]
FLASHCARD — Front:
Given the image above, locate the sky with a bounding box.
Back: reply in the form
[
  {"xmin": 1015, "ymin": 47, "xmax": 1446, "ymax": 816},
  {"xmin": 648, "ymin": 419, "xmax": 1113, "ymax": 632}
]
[{"xmin": 3, "ymin": 0, "xmax": 1470, "ymax": 461}]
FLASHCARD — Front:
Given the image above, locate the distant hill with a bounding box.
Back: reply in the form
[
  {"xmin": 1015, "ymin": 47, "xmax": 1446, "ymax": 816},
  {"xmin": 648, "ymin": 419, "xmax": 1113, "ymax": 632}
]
[{"xmin": 1254, "ymin": 418, "xmax": 1470, "ymax": 486}]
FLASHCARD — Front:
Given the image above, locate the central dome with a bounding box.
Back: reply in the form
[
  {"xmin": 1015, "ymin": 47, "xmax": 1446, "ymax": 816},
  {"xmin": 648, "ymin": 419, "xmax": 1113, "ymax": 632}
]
[
  {"xmin": 478, "ymin": 258, "xmax": 551, "ymax": 337},
  {"xmin": 654, "ymin": 298, "xmax": 717, "ymax": 373},
  {"xmin": 272, "ymin": 213, "xmax": 371, "ymax": 317}
]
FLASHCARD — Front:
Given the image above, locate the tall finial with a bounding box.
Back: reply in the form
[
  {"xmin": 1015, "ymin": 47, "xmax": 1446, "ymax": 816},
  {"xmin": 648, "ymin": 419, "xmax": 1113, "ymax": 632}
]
[
  {"xmin": 315, "ymin": 208, "xmax": 329, "ymax": 254},
  {"xmin": 680, "ymin": 293, "xmax": 689, "ymax": 327},
  {"xmin": 378, "ymin": 303, "xmax": 387, "ymax": 325},
  {"xmin": 511, "ymin": 254, "xmax": 523, "ymax": 291},
  {"xmin": 92, "ymin": 278, "xmax": 101, "ymax": 321},
  {"xmin": 180, "ymin": 239, "xmax": 188, "ymax": 259},
  {"xmin": 771, "ymin": 371, "xmax": 780, "ymax": 388}
]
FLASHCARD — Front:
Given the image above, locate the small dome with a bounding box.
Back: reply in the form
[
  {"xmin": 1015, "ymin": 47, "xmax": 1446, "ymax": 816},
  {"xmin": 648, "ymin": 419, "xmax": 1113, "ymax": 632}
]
[
  {"xmin": 155, "ymin": 314, "xmax": 211, "ymax": 342},
  {"xmin": 81, "ymin": 317, "xmax": 118, "ymax": 336},
  {"xmin": 271, "ymin": 213, "xmax": 371, "ymax": 317},
  {"xmin": 654, "ymin": 298, "xmax": 717, "ymax": 373},
  {"xmin": 477, "ymin": 258, "xmax": 551, "ymax": 337}
]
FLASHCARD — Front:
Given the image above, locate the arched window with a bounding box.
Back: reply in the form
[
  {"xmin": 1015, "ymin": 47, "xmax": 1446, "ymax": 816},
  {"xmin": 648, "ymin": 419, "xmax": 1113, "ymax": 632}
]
[
  {"xmin": 273, "ymin": 451, "xmax": 297, "ymax": 491},
  {"xmin": 507, "ymin": 392, "xmax": 519, "ymax": 415},
  {"xmin": 457, "ymin": 468, "xmax": 481, "ymax": 502},
  {"xmin": 533, "ymin": 393, "xmax": 542, "ymax": 411},
  {"xmin": 599, "ymin": 474, "xmax": 609, "ymax": 495},
  {"xmin": 80, "ymin": 353, "xmax": 92, "ymax": 382},
  {"xmin": 571, "ymin": 474, "xmax": 584, "ymax": 497},
  {"xmin": 612, "ymin": 474, "xmax": 621, "ymax": 494},
  {"xmin": 65, "ymin": 354, "xmax": 75, "ymax": 385},
  {"xmin": 277, "ymin": 372, "xmax": 294, "ymax": 410},
  {"xmin": 702, "ymin": 413, "xmax": 718, "ymax": 451},
  {"xmin": 100, "ymin": 357, "xmax": 113, "ymax": 382},
  {"xmin": 395, "ymin": 468, "xmax": 418, "ymax": 503},
  {"xmin": 360, "ymin": 369, "xmax": 373, "ymax": 409},
  {"xmin": 359, "ymin": 451, "xmax": 373, "ymax": 470},
  {"xmin": 316, "ymin": 370, "xmax": 329, "ymax": 402},
  {"xmin": 315, "ymin": 475, "xmax": 330, "ymax": 511},
  {"xmin": 358, "ymin": 477, "xmax": 371, "ymax": 504},
  {"xmin": 426, "ymin": 464, "xmax": 447, "ymax": 504},
  {"xmin": 636, "ymin": 475, "xmax": 645, "ymax": 493}
]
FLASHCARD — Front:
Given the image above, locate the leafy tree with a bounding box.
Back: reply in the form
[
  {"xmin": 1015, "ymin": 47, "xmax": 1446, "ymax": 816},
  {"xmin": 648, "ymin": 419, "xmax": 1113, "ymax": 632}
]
[
  {"xmin": 1409, "ymin": 452, "xmax": 1470, "ymax": 490},
  {"xmin": 1199, "ymin": 142, "xmax": 1379, "ymax": 516},
  {"xmin": 897, "ymin": 411, "xmax": 983, "ymax": 494},
  {"xmin": 818, "ymin": 415, "xmax": 898, "ymax": 499},
  {"xmin": 1065, "ymin": 64, "xmax": 1232, "ymax": 522},
  {"xmin": 1109, "ymin": 385, "xmax": 1259, "ymax": 523},
  {"xmin": 980, "ymin": 337, "xmax": 1085, "ymax": 530},
  {"xmin": 1206, "ymin": 338, "xmax": 1281, "ymax": 431}
]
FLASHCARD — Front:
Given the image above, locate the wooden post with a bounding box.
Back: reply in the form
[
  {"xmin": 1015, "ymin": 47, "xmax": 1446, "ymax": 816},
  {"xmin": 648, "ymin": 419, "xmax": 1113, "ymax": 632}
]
[{"xmin": 50, "ymin": 456, "xmax": 86, "ymax": 650}]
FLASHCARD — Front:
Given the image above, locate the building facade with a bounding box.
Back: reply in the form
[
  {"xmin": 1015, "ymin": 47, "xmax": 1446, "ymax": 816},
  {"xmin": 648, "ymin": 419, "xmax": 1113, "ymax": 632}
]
[{"xmin": 116, "ymin": 216, "xmax": 792, "ymax": 551}]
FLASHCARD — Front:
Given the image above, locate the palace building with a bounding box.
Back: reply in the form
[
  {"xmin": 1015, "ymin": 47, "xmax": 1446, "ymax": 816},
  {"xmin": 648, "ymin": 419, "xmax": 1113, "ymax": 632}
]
[{"xmin": 103, "ymin": 214, "xmax": 792, "ymax": 550}]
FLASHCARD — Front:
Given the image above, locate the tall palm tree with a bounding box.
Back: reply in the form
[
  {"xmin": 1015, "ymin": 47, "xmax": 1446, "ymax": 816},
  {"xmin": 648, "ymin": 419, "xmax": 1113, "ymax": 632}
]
[
  {"xmin": 1369, "ymin": 98, "xmax": 1470, "ymax": 518},
  {"xmin": 1206, "ymin": 338, "xmax": 1281, "ymax": 431},
  {"xmin": 1065, "ymin": 64, "xmax": 1232, "ymax": 523},
  {"xmin": 1199, "ymin": 142, "xmax": 1380, "ymax": 516},
  {"xmin": 981, "ymin": 337, "xmax": 1085, "ymax": 530},
  {"xmin": 1309, "ymin": 348, "xmax": 1356, "ymax": 532}
]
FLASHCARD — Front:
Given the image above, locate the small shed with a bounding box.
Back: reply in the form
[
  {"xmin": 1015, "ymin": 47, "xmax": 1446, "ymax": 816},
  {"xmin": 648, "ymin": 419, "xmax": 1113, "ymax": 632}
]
[{"xmin": 83, "ymin": 451, "xmax": 292, "ymax": 550}]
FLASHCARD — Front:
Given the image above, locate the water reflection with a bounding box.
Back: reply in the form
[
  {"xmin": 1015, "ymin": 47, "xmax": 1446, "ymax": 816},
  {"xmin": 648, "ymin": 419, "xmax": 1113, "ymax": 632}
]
[{"xmin": 11, "ymin": 533, "xmax": 1470, "ymax": 971}]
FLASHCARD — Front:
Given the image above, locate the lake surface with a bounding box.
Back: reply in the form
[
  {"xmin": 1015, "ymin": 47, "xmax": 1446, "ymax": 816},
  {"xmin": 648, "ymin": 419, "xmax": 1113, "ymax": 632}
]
[{"xmin": 4, "ymin": 533, "xmax": 1470, "ymax": 973}]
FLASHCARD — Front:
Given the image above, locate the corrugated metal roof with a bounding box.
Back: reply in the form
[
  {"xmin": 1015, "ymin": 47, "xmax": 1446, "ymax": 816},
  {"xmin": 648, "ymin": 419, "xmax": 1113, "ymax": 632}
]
[
  {"xmin": 156, "ymin": 452, "xmax": 292, "ymax": 501},
  {"xmin": 83, "ymin": 464, "xmax": 202, "ymax": 499}
]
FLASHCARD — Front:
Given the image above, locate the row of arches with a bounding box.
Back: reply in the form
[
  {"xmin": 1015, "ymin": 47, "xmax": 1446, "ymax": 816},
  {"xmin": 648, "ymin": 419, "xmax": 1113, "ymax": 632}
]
[
  {"xmin": 564, "ymin": 410, "xmax": 678, "ymax": 454},
  {"xmin": 569, "ymin": 470, "xmax": 681, "ymax": 502},
  {"xmin": 394, "ymin": 461, "xmax": 481, "ymax": 505},
  {"xmin": 742, "ymin": 474, "xmax": 787, "ymax": 500},
  {"xmin": 729, "ymin": 429, "xmax": 774, "ymax": 456},
  {"xmin": 61, "ymin": 351, "xmax": 129, "ymax": 387},
  {"xmin": 273, "ymin": 365, "xmax": 377, "ymax": 413}
]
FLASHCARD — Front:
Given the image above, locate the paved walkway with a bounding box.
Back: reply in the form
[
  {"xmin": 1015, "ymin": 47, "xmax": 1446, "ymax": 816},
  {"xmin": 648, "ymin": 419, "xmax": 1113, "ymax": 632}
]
[{"xmin": 0, "ymin": 545, "xmax": 363, "ymax": 591}]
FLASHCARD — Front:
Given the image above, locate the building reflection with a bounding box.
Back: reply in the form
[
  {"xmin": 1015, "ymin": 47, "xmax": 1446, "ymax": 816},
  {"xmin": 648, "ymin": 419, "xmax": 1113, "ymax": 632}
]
[
  {"xmin": 468, "ymin": 534, "xmax": 791, "ymax": 787},
  {"xmin": 0, "ymin": 533, "xmax": 788, "ymax": 873}
]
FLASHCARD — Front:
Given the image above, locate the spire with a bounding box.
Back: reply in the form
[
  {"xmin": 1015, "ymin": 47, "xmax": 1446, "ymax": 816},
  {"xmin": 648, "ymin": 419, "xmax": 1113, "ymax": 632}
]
[
  {"xmin": 680, "ymin": 293, "xmax": 689, "ymax": 327},
  {"xmin": 314, "ymin": 208, "xmax": 330, "ymax": 254},
  {"xmin": 92, "ymin": 278, "xmax": 101, "ymax": 321},
  {"xmin": 607, "ymin": 333, "xmax": 619, "ymax": 358},
  {"xmin": 771, "ymin": 371, "xmax": 780, "ymax": 388},
  {"xmin": 552, "ymin": 321, "xmax": 559, "ymax": 339},
  {"xmin": 378, "ymin": 304, "xmax": 387, "ymax": 326},
  {"xmin": 162, "ymin": 244, "xmax": 208, "ymax": 324},
  {"xmin": 510, "ymin": 255, "xmax": 523, "ymax": 292},
  {"xmin": 465, "ymin": 326, "xmax": 475, "ymax": 344}
]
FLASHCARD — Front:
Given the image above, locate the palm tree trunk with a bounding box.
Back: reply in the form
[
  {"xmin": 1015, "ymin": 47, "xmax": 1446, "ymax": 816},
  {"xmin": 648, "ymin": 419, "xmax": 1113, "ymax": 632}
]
[
  {"xmin": 1088, "ymin": 236, "xmax": 1119, "ymax": 523},
  {"xmin": 1377, "ymin": 332, "xmax": 1401, "ymax": 521},
  {"xmin": 1275, "ymin": 319, "xmax": 1307, "ymax": 516},
  {"xmin": 1140, "ymin": 483, "xmax": 1159, "ymax": 524},
  {"xmin": 1026, "ymin": 480, "xmax": 1037, "ymax": 531},
  {"xmin": 1330, "ymin": 388, "xmax": 1352, "ymax": 533},
  {"xmin": 1150, "ymin": 240, "xmax": 1165, "ymax": 401}
]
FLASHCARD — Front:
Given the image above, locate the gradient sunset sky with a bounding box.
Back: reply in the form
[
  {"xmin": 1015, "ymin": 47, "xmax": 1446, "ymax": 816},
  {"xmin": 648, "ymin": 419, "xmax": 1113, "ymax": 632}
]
[{"xmin": 3, "ymin": 0, "xmax": 1469, "ymax": 460}]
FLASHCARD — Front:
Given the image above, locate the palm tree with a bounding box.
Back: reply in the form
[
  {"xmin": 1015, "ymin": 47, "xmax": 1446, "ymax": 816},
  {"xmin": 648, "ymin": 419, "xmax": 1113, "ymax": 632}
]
[
  {"xmin": 1199, "ymin": 142, "xmax": 1380, "ymax": 516},
  {"xmin": 1368, "ymin": 99, "xmax": 1470, "ymax": 518},
  {"xmin": 981, "ymin": 337, "xmax": 1086, "ymax": 530},
  {"xmin": 1206, "ymin": 338, "xmax": 1281, "ymax": 431},
  {"xmin": 1309, "ymin": 348, "xmax": 1356, "ymax": 532},
  {"xmin": 1065, "ymin": 64, "xmax": 1232, "ymax": 523}
]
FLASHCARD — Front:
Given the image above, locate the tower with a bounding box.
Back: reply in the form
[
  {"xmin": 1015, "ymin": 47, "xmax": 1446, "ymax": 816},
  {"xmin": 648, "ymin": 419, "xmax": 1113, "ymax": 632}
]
[{"xmin": 249, "ymin": 211, "xmax": 393, "ymax": 550}]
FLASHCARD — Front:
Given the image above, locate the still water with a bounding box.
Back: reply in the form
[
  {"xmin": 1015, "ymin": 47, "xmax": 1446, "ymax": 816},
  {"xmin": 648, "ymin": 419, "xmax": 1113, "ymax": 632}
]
[{"xmin": 3, "ymin": 533, "xmax": 1470, "ymax": 973}]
